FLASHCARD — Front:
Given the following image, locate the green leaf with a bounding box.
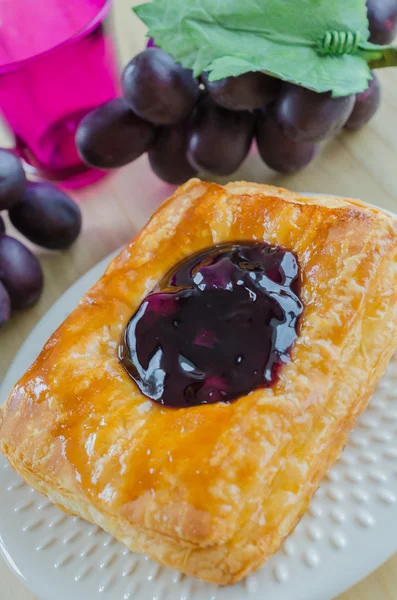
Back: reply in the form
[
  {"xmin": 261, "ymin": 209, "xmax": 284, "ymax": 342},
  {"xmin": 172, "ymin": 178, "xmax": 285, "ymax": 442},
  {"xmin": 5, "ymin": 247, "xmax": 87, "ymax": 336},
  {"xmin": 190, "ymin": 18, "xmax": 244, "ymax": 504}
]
[
  {"xmin": 208, "ymin": 52, "xmax": 372, "ymax": 98},
  {"xmin": 134, "ymin": 0, "xmax": 394, "ymax": 97}
]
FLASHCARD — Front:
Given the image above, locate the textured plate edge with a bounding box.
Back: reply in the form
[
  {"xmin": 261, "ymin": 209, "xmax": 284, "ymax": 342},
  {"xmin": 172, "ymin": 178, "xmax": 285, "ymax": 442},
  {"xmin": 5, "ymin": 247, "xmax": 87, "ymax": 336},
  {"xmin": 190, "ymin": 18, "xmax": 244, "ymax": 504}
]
[{"xmin": 0, "ymin": 249, "xmax": 120, "ymax": 401}]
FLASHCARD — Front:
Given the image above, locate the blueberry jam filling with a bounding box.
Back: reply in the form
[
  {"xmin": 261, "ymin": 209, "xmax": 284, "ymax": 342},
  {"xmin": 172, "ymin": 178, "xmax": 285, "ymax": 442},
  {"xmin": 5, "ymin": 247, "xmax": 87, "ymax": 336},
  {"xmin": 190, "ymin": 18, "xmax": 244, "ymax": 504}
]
[{"xmin": 120, "ymin": 242, "xmax": 303, "ymax": 408}]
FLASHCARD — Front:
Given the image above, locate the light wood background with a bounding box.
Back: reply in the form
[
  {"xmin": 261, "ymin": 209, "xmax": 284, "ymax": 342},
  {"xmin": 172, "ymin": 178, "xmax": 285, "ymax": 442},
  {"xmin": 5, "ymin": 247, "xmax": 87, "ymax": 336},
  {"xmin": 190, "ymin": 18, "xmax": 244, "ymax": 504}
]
[{"xmin": 0, "ymin": 0, "xmax": 396, "ymax": 598}]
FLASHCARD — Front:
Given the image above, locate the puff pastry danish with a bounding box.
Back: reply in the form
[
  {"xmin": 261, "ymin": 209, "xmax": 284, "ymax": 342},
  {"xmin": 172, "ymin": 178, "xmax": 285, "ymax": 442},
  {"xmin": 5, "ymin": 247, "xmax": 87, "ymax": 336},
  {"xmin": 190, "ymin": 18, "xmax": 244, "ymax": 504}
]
[{"xmin": 1, "ymin": 179, "xmax": 397, "ymax": 585}]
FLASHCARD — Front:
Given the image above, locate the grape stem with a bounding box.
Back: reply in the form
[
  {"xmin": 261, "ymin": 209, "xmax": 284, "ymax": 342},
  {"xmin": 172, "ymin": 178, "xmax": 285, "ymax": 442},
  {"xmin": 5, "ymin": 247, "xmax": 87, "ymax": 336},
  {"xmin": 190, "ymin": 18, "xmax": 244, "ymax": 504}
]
[
  {"xmin": 317, "ymin": 31, "xmax": 362, "ymax": 56},
  {"xmin": 315, "ymin": 30, "xmax": 397, "ymax": 69},
  {"xmin": 360, "ymin": 42, "xmax": 397, "ymax": 69}
]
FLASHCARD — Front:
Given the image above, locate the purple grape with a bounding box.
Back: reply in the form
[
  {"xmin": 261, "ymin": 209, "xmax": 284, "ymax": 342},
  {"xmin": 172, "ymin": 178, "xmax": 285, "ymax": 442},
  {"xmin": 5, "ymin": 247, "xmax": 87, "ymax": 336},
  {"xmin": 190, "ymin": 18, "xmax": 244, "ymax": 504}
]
[
  {"xmin": 344, "ymin": 72, "xmax": 381, "ymax": 131},
  {"xmin": 0, "ymin": 235, "xmax": 43, "ymax": 309},
  {"xmin": 0, "ymin": 149, "xmax": 26, "ymax": 211},
  {"xmin": 122, "ymin": 48, "xmax": 200, "ymax": 125},
  {"xmin": 367, "ymin": 0, "xmax": 397, "ymax": 44},
  {"xmin": 9, "ymin": 182, "xmax": 82, "ymax": 250},
  {"xmin": 76, "ymin": 98, "xmax": 156, "ymax": 169},
  {"xmin": 0, "ymin": 280, "xmax": 11, "ymax": 326},
  {"xmin": 201, "ymin": 71, "xmax": 281, "ymax": 111},
  {"xmin": 146, "ymin": 38, "xmax": 156, "ymax": 48},
  {"xmin": 276, "ymin": 84, "xmax": 355, "ymax": 143},
  {"xmin": 256, "ymin": 108, "xmax": 319, "ymax": 173},
  {"xmin": 148, "ymin": 121, "xmax": 197, "ymax": 184},
  {"xmin": 187, "ymin": 98, "xmax": 254, "ymax": 176},
  {"xmin": 0, "ymin": 215, "xmax": 5, "ymax": 234}
]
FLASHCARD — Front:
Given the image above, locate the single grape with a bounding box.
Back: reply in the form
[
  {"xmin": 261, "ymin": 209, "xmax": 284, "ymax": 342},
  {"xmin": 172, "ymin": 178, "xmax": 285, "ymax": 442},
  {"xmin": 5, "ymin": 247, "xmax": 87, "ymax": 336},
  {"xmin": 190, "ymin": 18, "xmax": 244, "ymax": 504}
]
[
  {"xmin": 0, "ymin": 281, "xmax": 11, "ymax": 327},
  {"xmin": 122, "ymin": 48, "xmax": 200, "ymax": 125},
  {"xmin": 367, "ymin": 0, "xmax": 397, "ymax": 44},
  {"xmin": 76, "ymin": 98, "xmax": 156, "ymax": 169},
  {"xmin": 276, "ymin": 84, "xmax": 355, "ymax": 143},
  {"xmin": 146, "ymin": 38, "xmax": 156, "ymax": 48},
  {"xmin": 0, "ymin": 149, "xmax": 26, "ymax": 210},
  {"xmin": 201, "ymin": 71, "xmax": 281, "ymax": 111},
  {"xmin": 0, "ymin": 235, "xmax": 43, "ymax": 309},
  {"xmin": 0, "ymin": 215, "xmax": 5, "ymax": 234},
  {"xmin": 149, "ymin": 121, "xmax": 197, "ymax": 185},
  {"xmin": 9, "ymin": 182, "xmax": 82, "ymax": 250},
  {"xmin": 344, "ymin": 72, "xmax": 381, "ymax": 131},
  {"xmin": 187, "ymin": 98, "xmax": 254, "ymax": 176},
  {"xmin": 256, "ymin": 108, "xmax": 319, "ymax": 173}
]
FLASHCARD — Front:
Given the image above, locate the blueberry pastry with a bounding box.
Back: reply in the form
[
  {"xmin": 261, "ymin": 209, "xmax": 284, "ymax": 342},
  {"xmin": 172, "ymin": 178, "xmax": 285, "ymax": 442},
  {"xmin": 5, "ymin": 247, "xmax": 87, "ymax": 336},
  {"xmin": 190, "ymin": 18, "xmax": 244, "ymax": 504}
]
[{"xmin": 1, "ymin": 179, "xmax": 397, "ymax": 584}]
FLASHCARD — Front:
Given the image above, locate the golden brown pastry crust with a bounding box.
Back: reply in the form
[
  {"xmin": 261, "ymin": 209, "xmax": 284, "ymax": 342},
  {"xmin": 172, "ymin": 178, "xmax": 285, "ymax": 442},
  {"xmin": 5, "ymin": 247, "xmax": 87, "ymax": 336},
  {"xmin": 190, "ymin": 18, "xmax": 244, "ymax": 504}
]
[{"xmin": 1, "ymin": 179, "xmax": 397, "ymax": 584}]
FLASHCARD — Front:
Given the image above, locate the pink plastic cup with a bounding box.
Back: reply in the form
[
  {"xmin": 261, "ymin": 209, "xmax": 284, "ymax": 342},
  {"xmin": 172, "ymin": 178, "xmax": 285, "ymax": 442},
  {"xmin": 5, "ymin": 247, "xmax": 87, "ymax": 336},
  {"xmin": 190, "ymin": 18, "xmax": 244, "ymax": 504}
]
[{"xmin": 0, "ymin": 0, "xmax": 120, "ymax": 188}]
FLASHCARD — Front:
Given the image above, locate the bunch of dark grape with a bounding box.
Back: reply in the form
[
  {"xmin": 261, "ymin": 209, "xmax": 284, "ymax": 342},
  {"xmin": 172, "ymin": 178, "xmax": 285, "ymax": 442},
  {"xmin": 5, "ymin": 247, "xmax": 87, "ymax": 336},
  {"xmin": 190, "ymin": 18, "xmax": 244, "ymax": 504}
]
[
  {"xmin": 76, "ymin": 1, "xmax": 393, "ymax": 184},
  {"xmin": 0, "ymin": 150, "xmax": 82, "ymax": 327}
]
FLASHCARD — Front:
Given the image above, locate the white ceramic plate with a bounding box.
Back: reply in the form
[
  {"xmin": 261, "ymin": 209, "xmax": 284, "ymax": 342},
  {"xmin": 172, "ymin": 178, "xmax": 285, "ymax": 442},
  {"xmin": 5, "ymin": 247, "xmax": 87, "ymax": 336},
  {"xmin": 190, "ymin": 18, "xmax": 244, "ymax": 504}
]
[{"xmin": 1, "ymin": 241, "xmax": 397, "ymax": 600}]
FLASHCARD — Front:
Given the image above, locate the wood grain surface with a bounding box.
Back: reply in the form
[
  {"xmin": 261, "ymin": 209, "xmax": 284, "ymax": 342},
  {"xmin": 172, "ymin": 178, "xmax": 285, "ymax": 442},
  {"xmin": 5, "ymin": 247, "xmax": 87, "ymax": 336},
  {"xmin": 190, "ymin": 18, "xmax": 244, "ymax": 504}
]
[{"xmin": 0, "ymin": 0, "xmax": 396, "ymax": 598}]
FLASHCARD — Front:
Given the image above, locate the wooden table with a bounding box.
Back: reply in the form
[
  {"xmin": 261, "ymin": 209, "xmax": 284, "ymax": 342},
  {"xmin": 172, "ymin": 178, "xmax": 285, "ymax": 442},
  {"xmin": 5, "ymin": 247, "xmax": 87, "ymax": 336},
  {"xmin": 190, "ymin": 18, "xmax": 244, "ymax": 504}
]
[{"xmin": 1, "ymin": 0, "xmax": 396, "ymax": 598}]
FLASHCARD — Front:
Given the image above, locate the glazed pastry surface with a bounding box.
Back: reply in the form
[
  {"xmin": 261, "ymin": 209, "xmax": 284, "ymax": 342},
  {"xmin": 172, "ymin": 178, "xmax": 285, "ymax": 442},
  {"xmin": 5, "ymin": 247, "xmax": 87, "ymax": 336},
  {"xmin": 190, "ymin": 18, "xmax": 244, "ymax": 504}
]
[{"xmin": 1, "ymin": 179, "xmax": 397, "ymax": 584}]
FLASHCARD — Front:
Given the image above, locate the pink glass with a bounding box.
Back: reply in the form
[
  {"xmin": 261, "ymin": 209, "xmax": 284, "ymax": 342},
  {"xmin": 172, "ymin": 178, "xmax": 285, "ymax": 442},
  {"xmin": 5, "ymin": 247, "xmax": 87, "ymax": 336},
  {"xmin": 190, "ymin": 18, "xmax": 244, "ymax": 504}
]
[{"xmin": 0, "ymin": 0, "xmax": 120, "ymax": 188}]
